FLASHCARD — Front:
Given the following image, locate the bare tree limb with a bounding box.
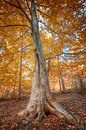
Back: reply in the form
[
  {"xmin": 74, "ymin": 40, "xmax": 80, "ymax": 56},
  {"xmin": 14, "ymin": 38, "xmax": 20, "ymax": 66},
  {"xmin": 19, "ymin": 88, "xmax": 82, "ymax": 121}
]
[
  {"xmin": 6, "ymin": 29, "xmax": 31, "ymax": 48},
  {"xmin": 3, "ymin": 0, "xmax": 21, "ymax": 9},
  {"xmin": 36, "ymin": 0, "xmax": 44, "ymax": 6},
  {"xmin": 38, "ymin": 20, "xmax": 61, "ymax": 36},
  {"xmin": 0, "ymin": 44, "xmax": 33, "ymax": 69},
  {"xmin": 45, "ymin": 49, "xmax": 86, "ymax": 61},
  {"xmin": 25, "ymin": 0, "xmax": 32, "ymax": 16},
  {"xmin": 18, "ymin": 44, "xmax": 33, "ymax": 53},
  {"xmin": 0, "ymin": 24, "xmax": 29, "ymax": 28},
  {"xmin": 16, "ymin": 0, "xmax": 31, "ymax": 24},
  {"xmin": 3, "ymin": 0, "xmax": 31, "ymax": 24},
  {"xmin": 37, "ymin": 9, "xmax": 49, "ymax": 17},
  {"xmin": 36, "ymin": 4, "xmax": 49, "ymax": 8}
]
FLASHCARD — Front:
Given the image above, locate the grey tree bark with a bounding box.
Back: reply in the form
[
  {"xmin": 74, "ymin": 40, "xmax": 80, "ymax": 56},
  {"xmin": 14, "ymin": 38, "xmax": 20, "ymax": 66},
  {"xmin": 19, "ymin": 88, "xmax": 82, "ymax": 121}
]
[{"xmin": 18, "ymin": 0, "xmax": 76, "ymax": 124}]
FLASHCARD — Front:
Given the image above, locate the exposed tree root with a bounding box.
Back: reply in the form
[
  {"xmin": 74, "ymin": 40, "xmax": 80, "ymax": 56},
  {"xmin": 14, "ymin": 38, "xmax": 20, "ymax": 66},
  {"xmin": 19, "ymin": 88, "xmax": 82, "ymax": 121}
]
[
  {"xmin": 18, "ymin": 109, "xmax": 29, "ymax": 118},
  {"xmin": 36, "ymin": 112, "xmax": 47, "ymax": 122},
  {"xmin": 18, "ymin": 97, "xmax": 77, "ymax": 125},
  {"xmin": 47, "ymin": 98, "xmax": 77, "ymax": 124},
  {"xmin": 18, "ymin": 52, "xmax": 77, "ymax": 124}
]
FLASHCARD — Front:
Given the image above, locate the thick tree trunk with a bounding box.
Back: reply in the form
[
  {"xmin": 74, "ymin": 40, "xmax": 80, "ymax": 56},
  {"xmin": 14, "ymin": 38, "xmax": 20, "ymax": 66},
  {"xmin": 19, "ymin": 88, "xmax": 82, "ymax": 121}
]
[{"xmin": 18, "ymin": 0, "xmax": 76, "ymax": 124}]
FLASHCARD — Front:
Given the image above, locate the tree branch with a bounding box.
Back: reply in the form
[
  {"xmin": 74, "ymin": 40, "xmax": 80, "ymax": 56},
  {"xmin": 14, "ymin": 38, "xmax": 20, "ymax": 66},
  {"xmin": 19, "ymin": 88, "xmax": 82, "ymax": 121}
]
[
  {"xmin": 36, "ymin": 4, "xmax": 49, "ymax": 8},
  {"xmin": 25, "ymin": 0, "xmax": 32, "ymax": 16},
  {"xmin": 36, "ymin": 0, "xmax": 44, "ymax": 6},
  {"xmin": 1, "ymin": 44, "xmax": 33, "ymax": 69},
  {"xmin": 37, "ymin": 9, "xmax": 49, "ymax": 17},
  {"xmin": 4, "ymin": 0, "xmax": 20, "ymax": 9},
  {"xmin": 4, "ymin": 0, "xmax": 31, "ymax": 24},
  {"xmin": 18, "ymin": 44, "xmax": 33, "ymax": 53},
  {"xmin": 6, "ymin": 29, "xmax": 30, "ymax": 48},
  {"xmin": 16, "ymin": 0, "xmax": 31, "ymax": 24},
  {"xmin": 0, "ymin": 24, "xmax": 29, "ymax": 28},
  {"xmin": 38, "ymin": 21, "xmax": 61, "ymax": 36},
  {"xmin": 45, "ymin": 49, "xmax": 86, "ymax": 61}
]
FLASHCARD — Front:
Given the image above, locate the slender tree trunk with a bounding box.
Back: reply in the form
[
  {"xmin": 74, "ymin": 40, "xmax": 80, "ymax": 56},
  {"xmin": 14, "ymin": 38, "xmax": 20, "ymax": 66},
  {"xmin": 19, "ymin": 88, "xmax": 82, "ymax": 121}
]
[
  {"xmin": 18, "ymin": 0, "xmax": 76, "ymax": 124},
  {"xmin": 58, "ymin": 75, "xmax": 62, "ymax": 92},
  {"xmin": 47, "ymin": 59, "xmax": 50, "ymax": 76},
  {"xmin": 18, "ymin": 42, "xmax": 22, "ymax": 98},
  {"xmin": 57, "ymin": 57, "xmax": 65, "ymax": 91}
]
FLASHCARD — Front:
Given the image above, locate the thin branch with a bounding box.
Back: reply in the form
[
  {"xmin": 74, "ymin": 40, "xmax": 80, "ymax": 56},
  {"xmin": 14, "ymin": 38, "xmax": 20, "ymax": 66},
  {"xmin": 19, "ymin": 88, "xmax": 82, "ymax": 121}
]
[
  {"xmin": 37, "ymin": 10, "xmax": 61, "ymax": 37},
  {"xmin": 36, "ymin": 4, "xmax": 49, "ymax": 8},
  {"xmin": 16, "ymin": 0, "xmax": 31, "ymax": 24},
  {"xmin": 45, "ymin": 49, "xmax": 86, "ymax": 61},
  {"xmin": 63, "ymin": 50, "xmax": 86, "ymax": 56},
  {"xmin": 37, "ymin": 9, "xmax": 49, "ymax": 17},
  {"xmin": 0, "ymin": 44, "xmax": 33, "ymax": 69},
  {"xmin": 0, "ymin": 29, "xmax": 32, "ymax": 57},
  {"xmin": 4, "ymin": 0, "xmax": 31, "ymax": 24},
  {"xmin": 45, "ymin": 54, "xmax": 60, "ymax": 61},
  {"xmin": 0, "ymin": 24, "xmax": 29, "ymax": 28},
  {"xmin": 39, "ymin": 21, "xmax": 61, "ymax": 36},
  {"xmin": 18, "ymin": 44, "xmax": 33, "ymax": 53},
  {"xmin": 25, "ymin": 0, "xmax": 32, "ymax": 17},
  {"xmin": 4, "ymin": 0, "xmax": 20, "ymax": 9},
  {"xmin": 36, "ymin": 0, "xmax": 44, "ymax": 6},
  {"xmin": 6, "ymin": 29, "xmax": 30, "ymax": 48}
]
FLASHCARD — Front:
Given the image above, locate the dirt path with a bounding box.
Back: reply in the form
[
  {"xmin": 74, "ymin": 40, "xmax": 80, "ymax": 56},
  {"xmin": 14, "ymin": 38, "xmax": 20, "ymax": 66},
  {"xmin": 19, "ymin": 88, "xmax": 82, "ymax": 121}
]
[{"xmin": 0, "ymin": 92, "xmax": 86, "ymax": 130}]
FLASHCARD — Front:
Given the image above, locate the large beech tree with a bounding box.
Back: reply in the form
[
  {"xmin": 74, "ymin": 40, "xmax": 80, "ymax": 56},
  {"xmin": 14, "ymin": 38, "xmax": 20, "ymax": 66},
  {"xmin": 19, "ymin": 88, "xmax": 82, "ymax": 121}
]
[
  {"xmin": 1, "ymin": 0, "xmax": 84, "ymax": 123},
  {"xmin": 18, "ymin": 0, "xmax": 76, "ymax": 123}
]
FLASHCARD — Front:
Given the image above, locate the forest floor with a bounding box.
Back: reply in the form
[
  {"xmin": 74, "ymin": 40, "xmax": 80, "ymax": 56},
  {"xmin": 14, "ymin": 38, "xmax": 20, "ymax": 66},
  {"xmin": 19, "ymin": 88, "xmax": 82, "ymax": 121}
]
[{"xmin": 0, "ymin": 92, "xmax": 86, "ymax": 130}]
